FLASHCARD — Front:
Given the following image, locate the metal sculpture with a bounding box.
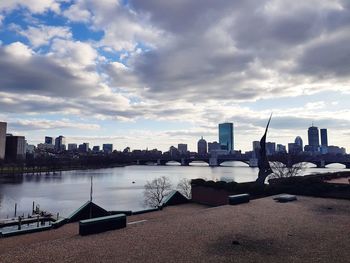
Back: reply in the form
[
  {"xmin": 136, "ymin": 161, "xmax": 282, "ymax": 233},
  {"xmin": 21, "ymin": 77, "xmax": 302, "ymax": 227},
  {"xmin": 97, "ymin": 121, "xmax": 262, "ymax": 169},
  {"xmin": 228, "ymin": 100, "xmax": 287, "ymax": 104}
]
[{"xmin": 256, "ymin": 114, "xmax": 273, "ymax": 185}]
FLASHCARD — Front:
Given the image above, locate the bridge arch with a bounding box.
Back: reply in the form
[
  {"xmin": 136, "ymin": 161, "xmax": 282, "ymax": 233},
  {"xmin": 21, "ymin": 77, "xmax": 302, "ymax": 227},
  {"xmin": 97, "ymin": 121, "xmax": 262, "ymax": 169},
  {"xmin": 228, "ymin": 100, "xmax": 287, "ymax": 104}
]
[
  {"xmin": 189, "ymin": 161, "xmax": 209, "ymax": 166},
  {"xmin": 325, "ymin": 162, "xmax": 346, "ymax": 169},
  {"xmin": 219, "ymin": 160, "xmax": 249, "ymax": 167},
  {"xmin": 165, "ymin": 161, "xmax": 181, "ymax": 166}
]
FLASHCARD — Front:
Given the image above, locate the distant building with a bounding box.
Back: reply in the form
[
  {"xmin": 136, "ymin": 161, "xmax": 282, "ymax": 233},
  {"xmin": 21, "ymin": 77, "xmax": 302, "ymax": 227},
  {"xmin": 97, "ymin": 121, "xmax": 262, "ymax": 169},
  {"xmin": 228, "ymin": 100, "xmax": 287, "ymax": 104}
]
[
  {"xmin": 208, "ymin": 141, "xmax": 221, "ymax": 153},
  {"xmin": 92, "ymin": 146, "xmax": 100, "ymax": 152},
  {"xmin": 266, "ymin": 142, "xmax": 276, "ymax": 156},
  {"xmin": 79, "ymin": 143, "xmax": 89, "ymax": 153},
  {"xmin": 5, "ymin": 135, "xmax": 26, "ymax": 161},
  {"xmin": 294, "ymin": 136, "xmax": 303, "ymax": 153},
  {"xmin": 68, "ymin": 143, "xmax": 78, "ymax": 151},
  {"xmin": 219, "ymin": 123, "xmax": 234, "ymax": 151},
  {"xmin": 252, "ymin": 141, "xmax": 261, "ymax": 158},
  {"xmin": 0, "ymin": 122, "xmax": 6, "ymax": 160},
  {"xmin": 308, "ymin": 126, "xmax": 319, "ymax": 151},
  {"xmin": 288, "ymin": 143, "xmax": 297, "ymax": 154},
  {"xmin": 276, "ymin": 144, "xmax": 286, "ymax": 153},
  {"xmin": 169, "ymin": 146, "xmax": 179, "ymax": 157},
  {"xmin": 55, "ymin": 136, "xmax": 66, "ymax": 151},
  {"xmin": 177, "ymin": 144, "xmax": 188, "ymax": 154},
  {"xmin": 103, "ymin": 144, "xmax": 113, "ymax": 153},
  {"xmin": 320, "ymin": 129, "xmax": 328, "ymax": 147},
  {"xmin": 45, "ymin": 136, "xmax": 53, "ymax": 145},
  {"xmin": 327, "ymin": 146, "xmax": 346, "ymax": 155},
  {"xmin": 197, "ymin": 137, "xmax": 207, "ymax": 155}
]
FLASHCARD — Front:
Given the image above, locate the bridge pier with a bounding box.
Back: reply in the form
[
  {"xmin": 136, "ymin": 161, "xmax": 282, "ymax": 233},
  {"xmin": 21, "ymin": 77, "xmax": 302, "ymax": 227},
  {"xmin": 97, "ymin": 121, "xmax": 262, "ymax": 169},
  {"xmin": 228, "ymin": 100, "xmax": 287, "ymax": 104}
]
[
  {"xmin": 181, "ymin": 158, "xmax": 189, "ymax": 166},
  {"xmin": 317, "ymin": 160, "xmax": 325, "ymax": 168},
  {"xmin": 136, "ymin": 160, "xmax": 140, "ymax": 165},
  {"xmin": 249, "ymin": 158, "xmax": 258, "ymax": 167},
  {"xmin": 209, "ymin": 157, "xmax": 218, "ymax": 167}
]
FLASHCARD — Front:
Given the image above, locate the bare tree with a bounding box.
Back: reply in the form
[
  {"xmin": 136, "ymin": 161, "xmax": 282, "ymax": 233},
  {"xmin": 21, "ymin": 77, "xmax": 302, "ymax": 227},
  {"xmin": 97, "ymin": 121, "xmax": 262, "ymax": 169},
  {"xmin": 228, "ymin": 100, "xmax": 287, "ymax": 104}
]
[
  {"xmin": 144, "ymin": 176, "xmax": 173, "ymax": 207},
  {"xmin": 269, "ymin": 161, "xmax": 306, "ymax": 179},
  {"xmin": 177, "ymin": 178, "xmax": 191, "ymax": 199}
]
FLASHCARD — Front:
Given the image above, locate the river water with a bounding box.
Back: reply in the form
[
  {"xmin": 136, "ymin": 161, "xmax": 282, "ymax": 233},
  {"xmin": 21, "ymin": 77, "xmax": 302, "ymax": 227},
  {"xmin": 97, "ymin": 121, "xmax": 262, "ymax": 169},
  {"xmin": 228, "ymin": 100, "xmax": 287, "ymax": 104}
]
[{"xmin": 0, "ymin": 162, "xmax": 348, "ymax": 218}]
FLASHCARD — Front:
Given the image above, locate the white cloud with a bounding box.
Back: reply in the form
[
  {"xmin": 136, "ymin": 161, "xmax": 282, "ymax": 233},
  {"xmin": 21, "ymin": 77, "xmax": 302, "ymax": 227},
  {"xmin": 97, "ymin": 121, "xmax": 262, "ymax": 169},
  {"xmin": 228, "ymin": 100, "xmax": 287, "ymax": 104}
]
[
  {"xmin": 0, "ymin": 0, "xmax": 60, "ymax": 14},
  {"xmin": 18, "ymin": 25, "xmax": 72, "ymax": 48},
  {"xmin": 4, "ymin": 41, "xmax": 33, "ymax": 57}
]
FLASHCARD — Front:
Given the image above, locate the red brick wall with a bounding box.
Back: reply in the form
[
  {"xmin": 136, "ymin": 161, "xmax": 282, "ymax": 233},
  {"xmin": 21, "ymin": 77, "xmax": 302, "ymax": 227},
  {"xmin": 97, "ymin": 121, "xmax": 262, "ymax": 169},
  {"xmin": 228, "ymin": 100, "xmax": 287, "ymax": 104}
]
[{"xmin": 191, "ymin": 185, "xmax": 232, "ymax": 206}]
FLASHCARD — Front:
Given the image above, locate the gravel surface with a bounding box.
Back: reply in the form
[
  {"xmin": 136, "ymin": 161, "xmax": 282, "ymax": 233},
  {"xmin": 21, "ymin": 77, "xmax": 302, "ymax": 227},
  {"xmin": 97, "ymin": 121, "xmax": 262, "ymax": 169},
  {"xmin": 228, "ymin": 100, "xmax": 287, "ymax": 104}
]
[{"xmin": 1, "ymin": 196, "xmax": 349, "ymax": 263}]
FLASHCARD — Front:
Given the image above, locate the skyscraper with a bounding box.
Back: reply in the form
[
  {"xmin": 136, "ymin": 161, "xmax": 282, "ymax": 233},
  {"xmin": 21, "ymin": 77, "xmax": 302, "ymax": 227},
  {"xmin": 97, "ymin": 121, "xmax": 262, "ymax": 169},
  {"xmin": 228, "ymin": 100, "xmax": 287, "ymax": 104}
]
[
  {"xmin": 308, "ymin": 126, "xmax": 319, "ymax": 150},
  {"xmin": 55, "ymin": 136, "xmax": 66, "ymax": 151},
  {"xmin": 320, "ymin": 129, "xmax": 328, "ymax": 146},
  {"xmin": 218, "ymin": 123, "xmax": 234, "ymax": 151},
  {"xmin": 294, "ymin": 136, "xmax": 303, "ymax": 153},
  {"xmin": 0, "ymin": 122, "xmax": 7, "ymax": 160},
  {"xmin": 197, "ymin": 137, "xmax": 207, "ymax": 155},
  {"xmin": 5, "ymin": 135, "xmax": 26, "ymax": 161},
  {"xmin": 103, "ymin": 144, "xmax": 113, "ymax": 153},
  {"xmin": 45, "ymin": 136, "xmax": 53, "ymax": 145},
  {"xmin": 177, "ymin": 144, "xmax": 188, "ymax": 154}
]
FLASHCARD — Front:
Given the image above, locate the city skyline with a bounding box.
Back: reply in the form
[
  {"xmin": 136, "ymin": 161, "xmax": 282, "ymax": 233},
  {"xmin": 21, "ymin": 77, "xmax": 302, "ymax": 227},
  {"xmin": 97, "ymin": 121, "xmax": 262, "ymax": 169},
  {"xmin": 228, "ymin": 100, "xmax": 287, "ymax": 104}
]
[{"xmin": 0, "ymin": 1, "xmax": 350, "ymax": 152}]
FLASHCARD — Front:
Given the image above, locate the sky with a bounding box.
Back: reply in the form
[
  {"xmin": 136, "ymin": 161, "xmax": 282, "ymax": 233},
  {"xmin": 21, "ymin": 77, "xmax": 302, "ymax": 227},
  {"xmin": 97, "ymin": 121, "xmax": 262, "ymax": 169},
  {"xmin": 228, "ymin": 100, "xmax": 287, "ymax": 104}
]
[{"xmin": 0, "ymin": 0, "xmax": 350, "ymax": 152}]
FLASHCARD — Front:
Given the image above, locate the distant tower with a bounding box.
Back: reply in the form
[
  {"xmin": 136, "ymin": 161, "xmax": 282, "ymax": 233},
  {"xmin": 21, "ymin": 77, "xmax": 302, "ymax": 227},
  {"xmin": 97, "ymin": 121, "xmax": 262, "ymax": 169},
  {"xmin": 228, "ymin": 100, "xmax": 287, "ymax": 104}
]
[
  {"xmin": 218, "ymin": 123, "xmax": 234, "ymax": 151},
  {"xmin": 55, "ymin": 136, "xmax": 66, "ymax": 151},
  {"xmin": 294, "ymin": 136, "xmax": 303, "ymax": 153},
  {"xmin": 0, "ymin": 122, "xmax": 7, "ymax": 160},
  {"xmin": 197, "ymin": 137, "xmax": 207, "ymax": 155},
  {"xmin": 45, "ymin": 136, "xmax": 53, "ymax": 145},
  {"xmin": 320, "ymin": 129, "xmax": 328, "ymax": 146},
  {"xmin": 308, "ymin": 126, "xmax": 319, "ymax": 149}
]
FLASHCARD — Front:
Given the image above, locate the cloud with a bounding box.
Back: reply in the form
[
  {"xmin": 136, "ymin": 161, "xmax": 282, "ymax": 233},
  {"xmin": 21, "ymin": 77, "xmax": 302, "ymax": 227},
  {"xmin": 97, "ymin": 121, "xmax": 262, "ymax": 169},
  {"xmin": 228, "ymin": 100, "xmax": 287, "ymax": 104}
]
[
  {"xmin": 0, "ymin": 0, "xmax": 60, "ymax": 14},
  {"xmin": 18, "ymin": 25, "xmax": 72, "ymax": 48},
  {"xmin": 9, "ymin": 119, "xmax": 100, "ymax": 131}
]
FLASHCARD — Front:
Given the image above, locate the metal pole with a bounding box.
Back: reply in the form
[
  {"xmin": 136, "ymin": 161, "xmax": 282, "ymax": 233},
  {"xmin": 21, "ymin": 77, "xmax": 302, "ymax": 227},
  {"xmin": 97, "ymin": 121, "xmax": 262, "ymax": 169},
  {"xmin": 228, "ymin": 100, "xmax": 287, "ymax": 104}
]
[
  {"xmin": 18, "ymin": 216, "xmax": 21, "ymax": 230},
  {"xmin": 14, "ymin": 203, "xmax": 17, "ymax": 217},
  {"xmin": 32, "ymin": 201, "xmax": 35, "ymax": 214}
]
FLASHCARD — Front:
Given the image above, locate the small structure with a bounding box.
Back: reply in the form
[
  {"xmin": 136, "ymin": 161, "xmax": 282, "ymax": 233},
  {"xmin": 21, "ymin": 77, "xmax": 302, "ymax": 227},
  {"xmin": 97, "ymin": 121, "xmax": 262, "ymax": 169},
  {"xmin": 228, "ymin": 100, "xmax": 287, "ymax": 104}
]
[
  {"xmin": 79, "ymin": 214, "xmax": 126, "ymax": 236},
  {"xmin": 161, "ymin": 190, "xmax": 189, "ymax": 207},
  {"xmin": 273, "ymin": 194, "xmax": 297, "ymax": 203},
  {"xmin": 228, "ymin": 194, "xmax": 250, "ymax": 205},
  {"xmin": 66, "ymin": 201, "xmax": 110, "ymax": 223}
]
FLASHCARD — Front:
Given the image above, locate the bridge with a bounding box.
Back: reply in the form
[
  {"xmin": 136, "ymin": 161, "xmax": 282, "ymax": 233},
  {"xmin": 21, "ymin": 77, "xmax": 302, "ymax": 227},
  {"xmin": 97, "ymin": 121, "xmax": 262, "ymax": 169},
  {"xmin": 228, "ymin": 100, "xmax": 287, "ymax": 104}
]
[{"xmin": 134, "ymin": 154, "xmax": 350, "ymax": 168}]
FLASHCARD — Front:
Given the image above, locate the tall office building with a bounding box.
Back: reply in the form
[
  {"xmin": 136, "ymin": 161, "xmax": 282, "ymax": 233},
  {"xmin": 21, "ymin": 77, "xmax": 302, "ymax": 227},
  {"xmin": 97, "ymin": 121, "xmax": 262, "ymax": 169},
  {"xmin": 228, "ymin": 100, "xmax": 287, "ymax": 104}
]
[
  {"xmin": 68, "ymin": 143, "xmax": 77, "ymax": 151},
  {"xmin": 55, "ymin": 136, "xmax": 66, "ymax": 151},
  {"xmin": 0, "ymin": 122, "xmax": 7, "ymax": 160},
  {"xmin": 177, "ymin": 144, "xmax": 188, "ymax": 154},
  {"xmin": 103, "ymin": 144, "xmax": 113, "ymax": 153},
  {"xmin": 197, "ymin": 137, "xmax": 207, "ymax": 155},
  {"xmin": 5, "ymin": 135, "xmax": 26, "ymax": 161},
  {"xmin": 78, "ymin": 143, "xmax": 89, "ymax": 152},
  {"xmin": 308, "ymin": 126, "xmax": 319, "ymax": 149},
  {"xmin": 45, "ymin": 136, "xmax": 53, "ymax": 144},
  {"xmin": 218, "ymin": 123, "xmax": 234, "ymax": 151},
  {"xmin": 266, "ymin": 142, "xmax": 276, "ymax": 156},
  {"xmin": 320, "ymin": 129, "xmax": 328, "ymax": 146},
  {"xmin": 294, "ymin": 136, "xmax": 303, "ymax": 153}
]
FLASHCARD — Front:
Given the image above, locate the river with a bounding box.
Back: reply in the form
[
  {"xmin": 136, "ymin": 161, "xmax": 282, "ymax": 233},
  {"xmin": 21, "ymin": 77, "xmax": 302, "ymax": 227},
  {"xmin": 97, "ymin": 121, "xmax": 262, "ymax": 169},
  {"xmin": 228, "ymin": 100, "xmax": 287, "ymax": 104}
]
[{"xmin": 0, "ymin": 162, "xmax": 348, "ymax": 218}]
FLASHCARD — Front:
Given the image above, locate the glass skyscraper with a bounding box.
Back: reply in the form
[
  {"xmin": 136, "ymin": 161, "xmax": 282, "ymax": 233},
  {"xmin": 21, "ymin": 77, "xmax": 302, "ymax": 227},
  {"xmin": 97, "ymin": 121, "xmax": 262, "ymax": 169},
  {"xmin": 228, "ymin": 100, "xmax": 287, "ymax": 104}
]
[
  {"xmin": 218, "ymin": 123, "xmax": 234, "ymax": 151},
  {"xmin": 320, "ymin": 128, "xmax": 328, "ymax": 146},
  {"xmin": 308, "ymin": 126, "xmax": 319, "ymax": 151}
]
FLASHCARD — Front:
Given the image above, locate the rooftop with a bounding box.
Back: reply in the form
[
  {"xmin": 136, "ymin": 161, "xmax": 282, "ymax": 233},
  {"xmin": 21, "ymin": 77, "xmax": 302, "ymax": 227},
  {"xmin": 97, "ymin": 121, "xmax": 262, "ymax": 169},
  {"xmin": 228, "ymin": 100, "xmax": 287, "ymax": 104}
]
[{"xmin": 1, "ymin": 196, "xmax": 349, "ymax": 263}]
